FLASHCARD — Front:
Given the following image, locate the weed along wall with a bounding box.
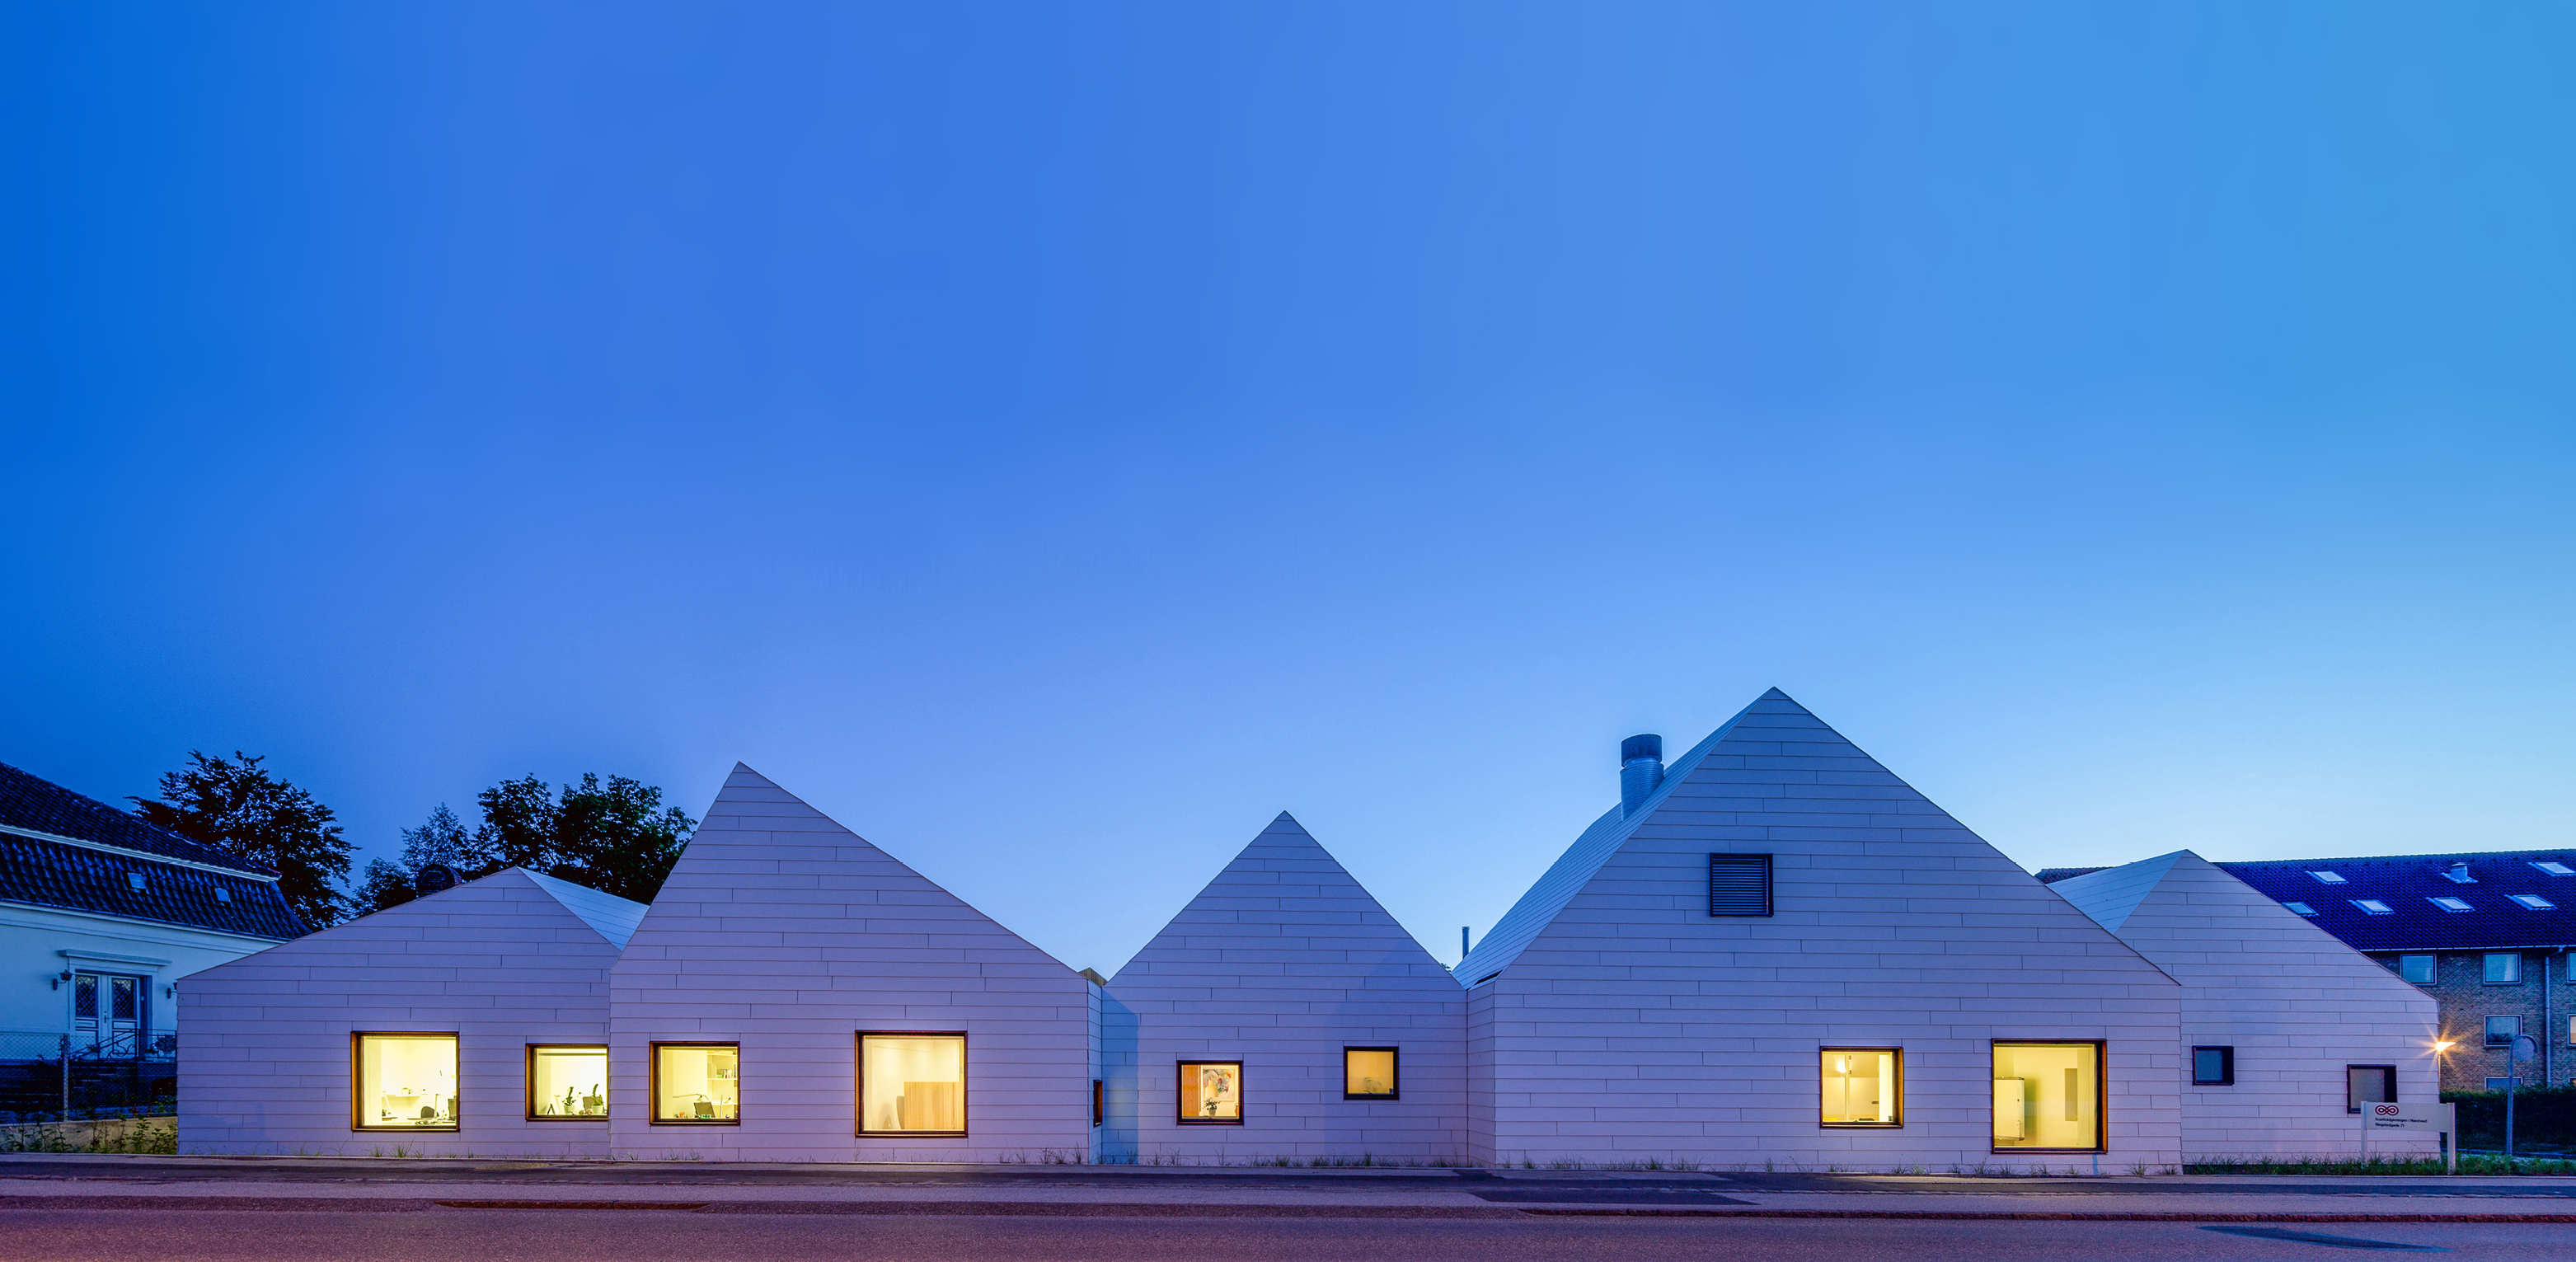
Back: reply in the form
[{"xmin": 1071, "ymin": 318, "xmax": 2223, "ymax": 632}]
[{"xmin": 178, "ymin": 692, "xmax": 2441, "ymax": 1167}]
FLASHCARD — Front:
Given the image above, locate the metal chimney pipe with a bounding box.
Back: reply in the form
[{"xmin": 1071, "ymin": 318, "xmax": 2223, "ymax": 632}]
[{"xmin": 1621, "ymin": 734, "xmax": 1664, "ymax": 818}]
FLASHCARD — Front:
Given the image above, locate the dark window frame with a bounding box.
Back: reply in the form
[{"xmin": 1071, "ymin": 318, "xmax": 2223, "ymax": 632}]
[
  {"xmin": 1818, "ymin": 1045, "xmax": 1903, "ymax": 1128},
  {"xmin": 1175, "ymin": 1059, "xmax": 1245, "ymax": 1126},
  {"xmin": 2484, "ymin": 953, "xmax": 2523, "ymax": 985},
  {"xmin": 1091, "ymin": 1078, "xmax": 1103, "ymax": 1127},
  {"xmin": 648, "ymin": 1040, "xmax": 742, "ymax": 1126},
  {"xmin": 350, "ymin": 1030, "xmax": 462, "ymax": 1133},
  {"xmin": 2485, "ymin": 1016, "xmax": 2522, "ymax": 1049},
  {"xmin": 856, "ymin": 1030, "xmax": 969, "ymax": 1138},
  {"xmin": 2191, "ymin": 1045, "xmax": 2236, "ymax": 1086},
  {"xmin": 2345, "ymin": 1064, "xmax": 2396, "ymax": 1114},
  {"xmin": 2395, "ymin": 955, "xmax": 2437, "ymax": 986},
  {"xmin": 1988, "ymin": 1039, "xmax": 2107, "ymax": 1154},
  {"xmin": 1708, "ymin": 852, "xmax": 1774, "ymax": 917},
  {"xmin": 523, "ymin": 1043, "xmax": 610, "ymax": 1122},
  {"xmin": 1343, "ymin": 1046, "xmax": 1401, "ymax": 1100}
]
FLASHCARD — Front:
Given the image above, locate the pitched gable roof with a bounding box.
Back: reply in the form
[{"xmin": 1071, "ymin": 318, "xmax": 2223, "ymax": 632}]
[
  {"xmin": 616, "ymin": 763, "xmax": 1077, "ymax": 976},
  {"xmin": 2053, "ymin": 850, "xmax": 2426, "ymax": 998},
  {"xmin": 523, "ymin": 870, "xmax": 648, "ymax": 950},
  {"xmin": 2049, "ymin": 851, "xmax": 2185, "ymax": 934},
  {"xmin": 1452, "ymin": 693, "xmax": 1765, "ymax": 983},
  {"xmin": 1110, "ymin": 811, "xmax": 1453, "ymax": 990},
  {"xmin": 2212, "ymin": 848, "xmax": 2576, "ymax": 951},
  {"xmin": 0, "ymin": 760, "xmax": 279, "ymax": 876}
]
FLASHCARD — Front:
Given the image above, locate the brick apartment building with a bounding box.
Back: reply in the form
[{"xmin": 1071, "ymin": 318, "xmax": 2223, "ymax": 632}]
[{"xmin": 2043, "ymin": 850, "xmax": 2575, "ymax": 1092}]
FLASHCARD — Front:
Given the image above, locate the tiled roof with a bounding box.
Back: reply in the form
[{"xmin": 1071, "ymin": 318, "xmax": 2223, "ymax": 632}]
[
  {"xmin": 2046, "ymin": 849, "xmax": 2576, "ymax": 953},
  {"xmin": 0, "ymin": 761, "xmax": 302, "ymax": 939},
  {"xmin": 0, "ymin": 761, "xmax": 279, "ymax": 876},
  {"xmin": 0, "ymin": 829, "xmax": 303, "ymax": 940}
]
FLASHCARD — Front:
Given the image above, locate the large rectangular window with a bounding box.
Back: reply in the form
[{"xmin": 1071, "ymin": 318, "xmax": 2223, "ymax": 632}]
[
  {"xmin": 2347, "ymin": 1064, "xmax": 2395, "ymax": 1114},
  {"xmin": 651, "ymin": 1043, "xmax": 739, "ymax": 1124},
  {"xmin": 527, "ymin": 1045, "xmax": 608, "ymax": 1120},
  {"xmin": 858, "ymin": 1033, "xmax": 965, "ymax": 1135},
  {"xmin": 1991, "ymin": 1042, "xmax": 2102, "ymax": 1152},
  {"xmin": 1177, "ymin": 1060, "xmax": 1242, "ymax": 1124},
  {"xmin": 2396, "ymin": 955, "xmax": 2437, "ymax": 985},
  {"xmin": 1344, "ymin": 1048, "xmax": 1398, "ymax": 1099},
  {"xmin": 352, "ymin": 1033, "xmax": 458, "ymax": 1131},
  {"xmin": 1819, "ymin": 1048, "xmax": 1900, "ymax": 1127}
]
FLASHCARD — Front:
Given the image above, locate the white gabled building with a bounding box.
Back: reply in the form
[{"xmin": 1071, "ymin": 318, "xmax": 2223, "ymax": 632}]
[
  {"xmin": 604, "ymin": 765, "xmax": 1095, "ymax": 1162},
  {"xmin": 2048, "ymin": 851, "xmax": 2442, "ymax": 1161},
  {"xmin": 178, "ymin": 867, "xmax": 640, "ymax": 1155},
  {"xmin": 1102, "ymin": 813, "xmax": 1466, "ymax": 1162},
  {"xmin": 1455, "ymin": 689, "xmax": 2184, "ymax": 1171}
]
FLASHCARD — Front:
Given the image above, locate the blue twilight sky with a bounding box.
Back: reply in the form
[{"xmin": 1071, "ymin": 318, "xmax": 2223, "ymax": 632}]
[{"xmin": 3, "ymin": 3, "xmax": 2572, "ymax": 975}]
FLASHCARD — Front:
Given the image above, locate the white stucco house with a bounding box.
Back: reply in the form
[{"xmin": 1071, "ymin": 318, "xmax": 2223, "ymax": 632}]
[
  {"xmin": 2048, "ymin": 851, "xmax": 2442, "ymax": 1161},
  {"xmin": 176, "ymin": 690, "xmax": 2448, "ymax": 1166}
]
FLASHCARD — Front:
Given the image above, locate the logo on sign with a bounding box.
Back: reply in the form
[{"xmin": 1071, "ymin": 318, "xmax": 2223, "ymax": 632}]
[{"xmin": 2372, "ymin": 1104, "xmax": 2403, "ymax": 1119}]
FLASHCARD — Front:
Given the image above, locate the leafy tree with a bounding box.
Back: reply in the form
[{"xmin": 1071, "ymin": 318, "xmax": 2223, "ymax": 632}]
[
  {"xmin": 371, "ymin": 776, "xmax": 696, "ymax": 908},
  {"xmin": 473, "ymin": 776, "xmax": 560, "ymax": 873},
  {"xmin": 133, "ymin": 751, "xmax": 353, "ymax": 931},
  {"xmin": 360, "ymin": 805, "xmax": 484, "ymax": 912}
]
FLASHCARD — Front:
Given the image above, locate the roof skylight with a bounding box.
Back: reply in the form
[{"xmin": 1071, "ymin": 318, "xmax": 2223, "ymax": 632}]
[
  {"xmin": 2428, "ymin": 896, "xmax": 2474, "ymax": 912},
  {"xmin": 2533, "ymin": 861, "xmax": 2575, "ymax": 877},
  {"xmin": 2283, "ymin": 901, "xmax": 2317, "ymax": 916},
  {"xmin": 2510, "ymin": 894, "xmax": 2556, "ymax": 911},
  {"xmin": 2350, "ymin": 898, "xmax": 2393, "ymax": 914},
  {"xmin": 2311, "ymin": 870, "xmax": 2347, "ymax": 884}
]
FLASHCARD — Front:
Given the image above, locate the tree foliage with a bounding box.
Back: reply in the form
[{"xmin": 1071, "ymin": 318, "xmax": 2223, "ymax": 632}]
[
  {"xmin": 371, "ymin": 775, "xmax": 695, "ymax": 908},
  {"xmin": 133, "ymin": 751, "xmax": 354, "ymax": 931}
]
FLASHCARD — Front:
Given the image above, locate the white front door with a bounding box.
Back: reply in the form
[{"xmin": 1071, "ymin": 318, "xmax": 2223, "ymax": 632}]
[{"xmin": 71, "ymin": 972, "xmax": 143, "ymax": 1049}]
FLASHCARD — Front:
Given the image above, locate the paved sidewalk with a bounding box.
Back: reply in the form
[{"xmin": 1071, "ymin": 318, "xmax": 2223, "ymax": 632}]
[{"xmin": 7, "ymin": 1155, "xmax": 2575, "ymax": 1222}]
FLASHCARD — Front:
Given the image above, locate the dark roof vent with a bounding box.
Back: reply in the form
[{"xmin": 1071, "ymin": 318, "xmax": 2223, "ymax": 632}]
[
  {"xmin": 1620, "ymin": 734, "xmax": 1664, "ymax": 818},
  {"xmin": 415, "ymin": 863, "xmax": 459, "ymax": 894}
]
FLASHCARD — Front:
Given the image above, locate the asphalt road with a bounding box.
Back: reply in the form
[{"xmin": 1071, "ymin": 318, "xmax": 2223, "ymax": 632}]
[{"xmin": 2, "ymin": 1208, "xmax": 2564, "ymax": 1261}]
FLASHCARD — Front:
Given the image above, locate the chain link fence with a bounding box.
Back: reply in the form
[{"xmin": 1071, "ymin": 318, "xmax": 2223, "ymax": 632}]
[{"xmin": 0, "ymin": 1030, "xmax": 177, "ymax": 1124}]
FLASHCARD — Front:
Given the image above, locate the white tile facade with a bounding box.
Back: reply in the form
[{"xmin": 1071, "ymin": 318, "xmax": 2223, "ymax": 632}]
[
  {"xmin": 1465, "ymin": 690, "xmax": 2184, "ymax": 1171},
  {"xmin": 177, "ymin": 868, "xmax": 636, "ymax": 1156},
  {"xmin": 604, "ymin": 765, "xmax": 1095, "ymax": 1161},
  {"xmin": 1103, "ymin": 814, "xmax": 1466, "ymax": 1161},
  {"xmin": 2053, "ymin": 851, "xmax": 2442, "ymax": 1160}
]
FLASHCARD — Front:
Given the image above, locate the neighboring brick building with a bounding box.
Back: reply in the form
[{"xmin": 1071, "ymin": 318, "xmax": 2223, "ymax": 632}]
[{"xmin": 2041, "ymin": 850, "xmax": 2576, "ymax": 1093}]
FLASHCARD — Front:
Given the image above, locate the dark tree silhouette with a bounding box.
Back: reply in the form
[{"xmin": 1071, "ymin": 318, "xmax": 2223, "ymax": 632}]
[{"xmin": 134, "ymin": 751, "xmax": 352, "ymax": 931}]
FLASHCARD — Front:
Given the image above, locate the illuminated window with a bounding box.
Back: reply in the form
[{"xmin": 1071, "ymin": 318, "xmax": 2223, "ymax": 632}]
[
  {"xmin": 1990, "ymin": 1042, "xmax": 2100, "ymax": 1152},
  {"xmin": 353, "ymin": 1033, "xmax": 457, "ymax": 1131},
  {"xmin": 527, "ymin": 1045, "xmax": 607, "ymax": 1119},
  {"xmin": 1344, "ymin": 1048, "xmax": 1398, "ymax": 1099},
  {"xmin": 2429, "ymin": 896, "xmax": 2474, "ymax": 912},
  {"xmin": 2396, "ymin": 955, "xmax": 2436, "ymax": 985},
  {"xmin": 2346, "ymin": 1064, "xmax": 2395, "ymax": 1113},
  {"xmin": 2485, "ymin": 953, "xmax": 2522, "ymax": 984},
  {"xmin": 2191, "ymin": 1046, "xmax": 2235, "ymax": 1086},
  {"xmin": 1819, "ymin": 1048, "xmax": 1901, "ymax": 1126},
  {"xmin": 1177, "ymin": 1061, "xmax": 1242, "ymax": 1124},
  {"xmin": 651, "ymin": 1043, "xmax": 739, "ymax": 1124},
  {"xmin": 858, "ymin": 1034, "xmax": 965, "ymax": 1135}
]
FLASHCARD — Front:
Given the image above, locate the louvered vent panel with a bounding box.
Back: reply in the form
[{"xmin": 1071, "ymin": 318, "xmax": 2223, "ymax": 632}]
[{"xmin": 1708, "ymin": 853, "xmax": 1772, "ymax": 917}]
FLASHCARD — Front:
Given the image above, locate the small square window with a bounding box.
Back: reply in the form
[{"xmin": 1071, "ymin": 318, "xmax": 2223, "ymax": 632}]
[
  {"xmin": 1177, "ymin": 1061, "xmax": 1242, "ymax": 1124},
  {"xmin": 126, "ymin": 871, "xmax": 145, "ymax": 891},
  {"xmin": 651, "ymin": 1043, "xmax": 739, "ymax": 1124},
  {"xmin": 2396, "ymin": 955, "xmax": 2436, "ymax": 985},
  {"xmin": 2486, "ymin": 1016, "xmax": 2522, "ymax": 1047},
  {"xmin": 1343, "ymin": 1048, "xmax": 1398, "ymax": 1099},
  {"xmin": 2310, "ymin": 870, "xmax": 2346, "ymax": 884},
  {"xmin": 858, "ymin": 1033, "xmax": 965, "ymax": 1135},
  {"xmin": 1821, "ymin": 1048, "xmax": 1902, "ymax": 1126},
  {"xmin": 2531, "ymin": 861, "xmax": 2574, "ymax": 876},
  {"xmin": 2283, "ymin": 901, "xmax": 2317, "ymax": 916},
  {"xmin": 527, "ymin": 1045, "xmax": 608, "ymax": 1119},
  {"xmin": 2345, "ymin": 1065, "xmax": 2395, "ymax": 1114},
  {"xmin": 2510, "ymin": 894, "xmax": 2555, "ymax": 911},
  {"xmin": 2350, "ymin": 899, "xmax": 2392, "ymax": 915},
  {"xmin": 2192, "ymin": 1046, "xmax": 2235, "ymax": 1086},
  {"xmin": 2429, "ymin": 896, "xmax": 2474, "ymax": 912},
  {"xmin": 2485, "ymin": 953, "xmax": 2522, "ymax": 984},
  {"xmin": 353, "ymin": 1033, "xmax": 458, "ymax": 1131}
]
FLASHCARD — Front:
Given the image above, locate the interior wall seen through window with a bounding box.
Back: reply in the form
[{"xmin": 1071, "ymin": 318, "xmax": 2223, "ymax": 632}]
[
  {"xmin": 1180, "ymin": 1062, "xmax": 1242, "ymax": 1122},
  {"xmin": 356, "ymin": 1034, "xmax": 457, "ymax": 1129},
  {"xmin": 1991, "ymin": 1043, "xmax": 2099, "ymax": 1150},
  {"xmin": 655, "ymin": 1045, "xmax": 739, "ymax": 1122},
  {"xmin": 529, "ymin": 1047, "xmax": 608, "ymax": 1119},
  {"xmin": 1819, "ymin": 1049, "xmax": 1898, "ymax": 1125},
  {"xmin": 860, "ymin": 1034, "xmax": 965, "ymax": 1133},
  {"xmin": 1344, "ymin": 1049, "xmax": 1396, "ymax": 1098}
]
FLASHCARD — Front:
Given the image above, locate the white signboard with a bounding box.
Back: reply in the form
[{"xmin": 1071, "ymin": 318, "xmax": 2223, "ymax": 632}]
[{"xmin": 2366, "ymin": 1101, "xmax": 2455, "ymax": 1133}]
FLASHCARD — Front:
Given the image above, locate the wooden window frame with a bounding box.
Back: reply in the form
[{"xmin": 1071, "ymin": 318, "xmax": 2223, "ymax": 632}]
[
  {"xmin": 1091, "ymin": 1078, "xmax": 1103, "ymax": 1128},
  {"xmin": 1818, "ymin": 1045, "xmax": 1903, "ymax": 1128},
  {"xmin": 856, "ymin": 1031, "xmax": 969, "ymax": 1138},
  {"xmin": 1175, "ymin": 1060, "xmax": 1245, "ymax": 1125},
  {"xmin": 1342, "ymin": 1046, "xmax": 1400, "ymax": 1100},
  {"xmin": 648, "ymin": 1040, "xmax": 742, "ymax": 1126},
  {"xmin": 350, "ymin": 1031, "xmax": 461, "ymax": 1133},
  {"xmin": 2190, "ymin": 1045, "xmax": 2236, "ymax": 1087},
  {"xmin": 1988, "ymin": 1039, "xmax": 2107, "ymax": 1154},
  {"xmin": 524, "ymin": 1044, "xmax": 610, "ymax": 1122}
]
